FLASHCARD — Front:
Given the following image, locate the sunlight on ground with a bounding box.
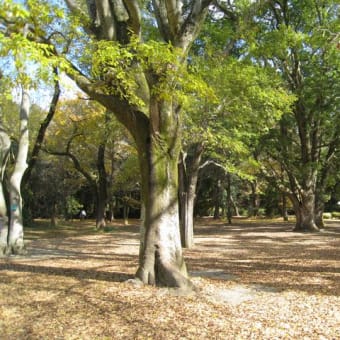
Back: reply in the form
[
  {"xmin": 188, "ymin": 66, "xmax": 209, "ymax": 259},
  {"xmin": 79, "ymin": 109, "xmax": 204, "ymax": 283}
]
[{"xmin": 0, "ymin": 218, "xmax": 339, "ymax": 339}]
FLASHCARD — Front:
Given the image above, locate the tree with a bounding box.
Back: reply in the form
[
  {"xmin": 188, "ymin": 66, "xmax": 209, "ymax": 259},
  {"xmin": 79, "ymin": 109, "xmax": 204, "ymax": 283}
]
[
  {"xmin": 176, "ymin": 9, "xmax": 294, "ymax": 242},
  {"xmin": 247, "ymin": 0, "xmax": 340, "ymax": 231},
  {"xmin": 0, "ymin": 1, "xmax": 65, "ymax": 253},
  {"xmin": 3, "ymin": 0, "xmax": 216, "ymax": 286},
  {"xmin": 54, "ymin": 0, "xmax": 214, "ymax": 288},
  {"xmin": 0, "ymin": 101, "xmax": 11, "ymax": 255},
  {"xmin": 178, "ymin": 142, "xmax": 204, "ymax": 248},
  {"xmin": 45, "ymin": 99, "xmax": 102, "ymax": 228}
]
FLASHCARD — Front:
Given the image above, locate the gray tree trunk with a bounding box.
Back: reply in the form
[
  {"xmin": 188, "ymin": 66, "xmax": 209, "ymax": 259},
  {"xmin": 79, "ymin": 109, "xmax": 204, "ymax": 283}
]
[
  {"xmin": 8, "ymin": 87, "xmax": 30, "ymax": 254},
  {"xmin": 178, "ymin": 143, "xmax": 204, "ymax": 248},
  {"xmin": 135, "ymin": 101, "xmax": 191, "ymax": 288}
]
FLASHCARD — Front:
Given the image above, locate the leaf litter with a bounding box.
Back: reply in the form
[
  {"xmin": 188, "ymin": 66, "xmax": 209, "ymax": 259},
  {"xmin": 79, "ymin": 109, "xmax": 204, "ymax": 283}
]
[{"xmin": 0, "ymin": 218, "xmax": 339, "ymax": 339}]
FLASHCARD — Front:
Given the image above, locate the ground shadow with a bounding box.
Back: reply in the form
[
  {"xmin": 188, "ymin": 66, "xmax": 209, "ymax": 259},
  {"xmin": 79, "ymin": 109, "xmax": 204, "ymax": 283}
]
[{"xmin": 0, "ymin": 262, "xmax": 133, "ymax": 283}]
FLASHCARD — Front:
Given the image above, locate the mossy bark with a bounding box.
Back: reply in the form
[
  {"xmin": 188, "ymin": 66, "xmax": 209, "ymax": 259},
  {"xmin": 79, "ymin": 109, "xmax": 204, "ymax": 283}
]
[
  {"xmin": 7, "ymin": 87, "xmax": 30, "ymax": 255},
  {"xmin": 134, "ymin": 99, "xmax": 192, "ymax": 289}
]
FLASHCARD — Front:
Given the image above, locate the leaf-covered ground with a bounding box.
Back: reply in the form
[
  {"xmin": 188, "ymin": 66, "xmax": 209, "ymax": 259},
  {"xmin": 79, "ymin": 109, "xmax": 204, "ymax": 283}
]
[{"xmin": 0, "ymin": 218, "xmax": 339, "ymax": 339}]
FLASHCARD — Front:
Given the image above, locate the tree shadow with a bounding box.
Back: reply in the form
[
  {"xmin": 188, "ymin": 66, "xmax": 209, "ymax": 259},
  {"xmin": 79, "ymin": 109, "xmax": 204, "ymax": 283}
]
[
  {"xmin": 185, "ymin": 218, "xmax": 340, "ymax": 296},
  {"xmin": 0, "ymin": 262, "xmax": 133, "ymax": 283}
]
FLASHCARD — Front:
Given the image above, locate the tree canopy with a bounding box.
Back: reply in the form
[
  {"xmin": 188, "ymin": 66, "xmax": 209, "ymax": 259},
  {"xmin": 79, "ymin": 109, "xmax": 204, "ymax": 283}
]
[{"xmin": 0, "ymin": 0, "xmax": 339, "ymax": 286}]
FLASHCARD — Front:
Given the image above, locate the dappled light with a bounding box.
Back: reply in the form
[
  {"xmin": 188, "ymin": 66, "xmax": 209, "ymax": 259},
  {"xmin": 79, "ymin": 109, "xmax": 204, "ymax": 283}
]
[
  {"xmin": 1, "ymin": 218, "xmax": 339, "ymax": 339},
  {"xmin": 1, "ymin": 0, "xmax": 339, "ymax": 337}
]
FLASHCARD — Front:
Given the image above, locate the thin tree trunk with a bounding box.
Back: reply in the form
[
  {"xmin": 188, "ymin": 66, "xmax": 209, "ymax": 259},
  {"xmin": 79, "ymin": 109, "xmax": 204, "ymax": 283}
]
[
  {"xmin": 0, "ymin": 129, "xmax": 11, "ymax": 255},
  {"xmin": 282, "ymin": 193, "xmax": 289, "ymax": 221},
  {"xmin": 8, "ymin": 86, "xmax": 30, "ymax": 254},
  {"xmin": 96, "ymin": 143, "xmax": 107, "ymax": 229},
  {"xmin": 107, "ymin": 199, "xmax": 115, "ymax": 221},
  {"xmin": 250, "ymin": 180, "xmax": 260, "ymax": 217},
  {"xmin": 178, "ymin": 143, "xmax": 203, "ymax": 248},
  {"xmin": 123, "ymin": 204, "xmax": 129, "ymax": 225},
  {"xmin": 50, "ymin": 202, "xmax": 58, "ymax": 227},
  {"xmin": 178, "ymin": 157, "xmax": 188, "ymax": 246},
  {"xmin": 226, "ymin": 173, "xmax": 232, "ymax": 224},
  {"xmin": 230, "ymin": 196, "xmax": 240, "ymax": 216},
  {"xmin": 213, "ymin": 179, "xmax": 222, "ymax": 219}
]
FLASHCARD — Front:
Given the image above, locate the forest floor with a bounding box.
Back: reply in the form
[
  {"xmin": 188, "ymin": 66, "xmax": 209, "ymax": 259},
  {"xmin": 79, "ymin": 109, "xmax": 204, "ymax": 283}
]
[{"xmin": 0, "ymin": 217, "xmax": 339, "ymax": 339}]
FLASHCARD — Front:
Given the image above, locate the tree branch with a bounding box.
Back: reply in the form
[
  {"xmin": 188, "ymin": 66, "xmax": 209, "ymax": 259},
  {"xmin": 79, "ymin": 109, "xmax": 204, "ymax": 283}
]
[
  {"xmin": 123, "ymin": 0, "xmax": 141, "ymax": 36},
  {"xmin": 179, "ymin": 0, "xmax": 212, "ymax": 52},
  {"xmin": 153, "ymin": 0, "xmax": 172, "ymax": 42},
  {"xmin": 23, "ymin": 68, "xmax": 61, "ymax": 185},
  {"xmin": 43, "ymin": 137, "xmax": 96, "ymax": 187},
  {"xmin": 198, "ymin": 159, "xmax": 226, "ymax": 171}
]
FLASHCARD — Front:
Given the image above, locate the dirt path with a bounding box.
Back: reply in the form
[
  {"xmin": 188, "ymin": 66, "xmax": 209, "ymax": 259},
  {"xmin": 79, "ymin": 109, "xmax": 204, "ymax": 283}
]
[{"xmin": 0, "ymin": 218, "xmax": 339, "ymax": 339}]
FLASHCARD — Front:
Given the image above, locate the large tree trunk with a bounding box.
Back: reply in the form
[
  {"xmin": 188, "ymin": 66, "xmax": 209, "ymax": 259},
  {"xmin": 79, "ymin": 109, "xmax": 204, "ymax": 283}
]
[
  {"xmin": 0, "ymin": 129, "xmax": 11, "ymax": 256},
  {"xmin": 135, "ymin": 101, "xmax": 192, "ymax": 289},
  {"xmin": 291, "ymin": 188, "xmax": 319, "ymax": 232},
  {"xmin": 8, "ymin": 87, "xmax": 30, "ymax": 255}
]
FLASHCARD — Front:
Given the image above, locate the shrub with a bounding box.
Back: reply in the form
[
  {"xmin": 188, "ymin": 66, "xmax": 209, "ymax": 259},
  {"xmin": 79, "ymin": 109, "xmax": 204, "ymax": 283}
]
[
  {"xmin": 323, "ymin": 212, "xmax": 332, "ymax": 219},
  {"xmin": 331, "ymin": 212, "xmax": 340, "ymax": 219}
]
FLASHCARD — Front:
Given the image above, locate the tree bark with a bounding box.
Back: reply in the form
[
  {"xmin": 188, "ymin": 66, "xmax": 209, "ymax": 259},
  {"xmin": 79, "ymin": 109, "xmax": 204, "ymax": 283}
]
[
  {"xmin": 50, "ymin": 202, "xmax": 58, "ymax": 227},
  {"xmin": 291, "ymin": 188, "xmax": 319, "ymax": 232},
  {"xmin": 0, "ymin": 129, "xmax": 11, "ymax": 256},
  {"xmin": 250, "ymin": 180, "xmax": 260, "ymax": 217},
  {"xmin": 213, "ymin": 179, "xmax": 222, "ymax": 219},
  {"xmin": 314, "ymin": 193, "xmax": 325, "ymax": 229},
  {"xmin": 178, "ymin": 143, "xmax": 204, "ymax": 248},
  {"xmin": 22, "ymin": 68, "xmax": 60, "ymax": 186},
  {"xmin": 226, "ymin": 172, "xmax": 232, "ymax": 224},
  {"xmin": 96, "ymin": 143, "xmax": 107, "ymax": 229},
  {"xmin": 8, "ymin": 87, "xmax": 30, "ymax": 255},
  {"xmin": 135, "ymin": 101, "xmax": 192, "ymax": 289},
  {"xmin": 282, "ymin": 193, "xmax": 289, "ymax": 221}
]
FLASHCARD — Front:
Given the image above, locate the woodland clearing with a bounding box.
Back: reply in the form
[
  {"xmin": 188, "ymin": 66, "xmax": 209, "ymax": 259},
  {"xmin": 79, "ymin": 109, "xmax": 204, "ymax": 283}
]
[{"xmin": 0, "ymin": 218, "xmax": 339, "ymax": 339}]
